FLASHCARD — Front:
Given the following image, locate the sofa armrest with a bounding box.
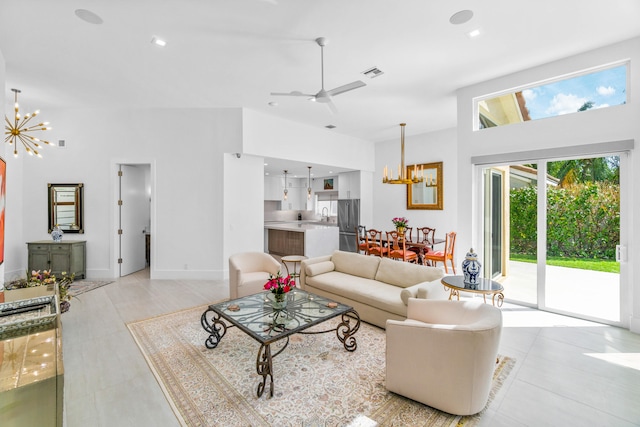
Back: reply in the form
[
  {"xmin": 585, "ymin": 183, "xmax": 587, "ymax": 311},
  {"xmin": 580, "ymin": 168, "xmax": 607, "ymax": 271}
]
[
  {"xmin": 416, "ymin": 279, "xmax": 450, "ymax": 300},
  {"xmin": 299, "ymin": 255, "xmax": 332, "ymax": 289}
]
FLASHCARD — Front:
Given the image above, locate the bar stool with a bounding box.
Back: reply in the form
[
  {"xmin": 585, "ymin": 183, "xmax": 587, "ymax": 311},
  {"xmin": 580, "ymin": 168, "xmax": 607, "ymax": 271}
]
[{"xmin": 281, "ymin": 255, "xmax": 308, "ymax": 283}]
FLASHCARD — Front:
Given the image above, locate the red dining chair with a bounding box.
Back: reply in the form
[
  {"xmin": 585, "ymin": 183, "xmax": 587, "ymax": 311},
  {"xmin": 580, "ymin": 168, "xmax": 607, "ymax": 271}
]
[
  {"xmin": 356, "ymin": 225, "xmax": 369, "ymax": 254},
  {"xmin": 387, "ymin": 230, "xmax": 418, "ymax": 263},
  {"xmin": 365, "ymin": 229, "xmax": 388, "ymax": 257},
  {"xmin": 424, "ymin": 231, "xmax": 457, "ymax": 273},
  {"xmin": 409, "ymin": 227, "xmax": 436, "ymax": 263}
]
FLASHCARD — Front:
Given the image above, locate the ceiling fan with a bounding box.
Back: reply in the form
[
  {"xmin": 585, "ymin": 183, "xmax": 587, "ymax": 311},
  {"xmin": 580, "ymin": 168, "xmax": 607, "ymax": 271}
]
[{"xmin": 270, "ymin": 37, "xmax": 366, "ymax": 114}]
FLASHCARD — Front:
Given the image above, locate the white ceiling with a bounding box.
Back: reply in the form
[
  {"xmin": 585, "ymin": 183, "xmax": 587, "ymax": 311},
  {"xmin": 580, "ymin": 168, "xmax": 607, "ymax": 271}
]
[{"xmin": 2, "ymin": 0, "xmax": 640, "ymax": 176}]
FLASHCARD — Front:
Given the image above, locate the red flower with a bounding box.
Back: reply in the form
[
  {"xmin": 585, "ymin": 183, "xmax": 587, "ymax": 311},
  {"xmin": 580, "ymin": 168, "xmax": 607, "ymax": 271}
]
[{"xmin": 264, "ymin": 271, "xmax": 296, "ymax": 295}]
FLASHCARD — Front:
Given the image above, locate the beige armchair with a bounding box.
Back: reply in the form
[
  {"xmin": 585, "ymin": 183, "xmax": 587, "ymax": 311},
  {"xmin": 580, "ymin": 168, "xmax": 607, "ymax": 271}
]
[
  {"xmin": 228, "ymin": 252, "xmax": 281, "ymax": 299},
  {"xmin": 385, "ymin": 299, "xmax": 502, "ymax": 416}
]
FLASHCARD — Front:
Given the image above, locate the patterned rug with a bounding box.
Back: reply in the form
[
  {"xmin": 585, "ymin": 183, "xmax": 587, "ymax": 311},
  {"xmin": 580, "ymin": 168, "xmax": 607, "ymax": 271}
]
[
  {"xmin": 68, "ymin": 280, "xmax": 114, "ymax": 297},
  {"xmin": 127, "ymin": 305, "xmax": 514, "ymax": 427}
]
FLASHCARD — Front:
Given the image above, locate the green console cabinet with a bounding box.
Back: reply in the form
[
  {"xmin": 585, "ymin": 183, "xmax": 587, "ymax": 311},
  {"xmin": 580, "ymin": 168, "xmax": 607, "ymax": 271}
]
[{"xmin": 27, "ymin": 240, "xmax": 86, "ymax": 279}]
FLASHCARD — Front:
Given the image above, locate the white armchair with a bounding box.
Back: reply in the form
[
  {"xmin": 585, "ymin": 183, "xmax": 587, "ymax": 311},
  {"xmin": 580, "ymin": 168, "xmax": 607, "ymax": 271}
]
[
  {"xmin": 385, "ymin": 299, "xmax": 502, "ymax": 416},
  {"xmin": 228, "ymin": 252, "xmax": 281, "ymax": 299}
]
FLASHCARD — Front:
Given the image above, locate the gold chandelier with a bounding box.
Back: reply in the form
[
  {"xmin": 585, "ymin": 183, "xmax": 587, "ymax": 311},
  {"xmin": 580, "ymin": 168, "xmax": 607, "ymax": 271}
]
[
  {"xmin": 4, "ymin": 88, "xmax": 52, "ymax": 158},
  {"xmin": 382, "ymin": 123, "xmax": 424, "ymax": 184}
]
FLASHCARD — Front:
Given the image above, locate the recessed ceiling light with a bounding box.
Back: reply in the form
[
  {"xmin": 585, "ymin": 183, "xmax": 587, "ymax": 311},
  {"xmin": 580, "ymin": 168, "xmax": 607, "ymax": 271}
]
[
  {"xmin": 75, "ymin": 9, "xmax": 103, "ymax": 25},
  {"xmin": 449, "ymin": 10, "xmax": 474, "ymax": 25},
  {"xmin": 325, "ymin": 124, "xmax": 336, "ymax": 129},
  {"xmin": 467, "ymin": 28, "xmax": 482, "ymax": 38},
  {"xmin": 268, "ymin": 102, "xmax": 278, "ymax": 107},
  {"xmin": 151, "ymin": 37, "xmax": 167, "ymax": 47}
]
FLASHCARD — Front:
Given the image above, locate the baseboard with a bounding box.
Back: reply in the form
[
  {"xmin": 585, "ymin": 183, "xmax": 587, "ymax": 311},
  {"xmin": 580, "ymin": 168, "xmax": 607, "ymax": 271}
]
[{"xmin": 629, "ymin": 315, "xmax": 640, "ymax": 335}]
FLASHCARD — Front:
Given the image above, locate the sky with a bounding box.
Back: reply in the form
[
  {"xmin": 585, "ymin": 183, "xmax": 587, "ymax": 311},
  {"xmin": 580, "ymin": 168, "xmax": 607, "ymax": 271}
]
[{"xmin": 521, "ymin": 65, "xmax": 627, "ymax": 120}]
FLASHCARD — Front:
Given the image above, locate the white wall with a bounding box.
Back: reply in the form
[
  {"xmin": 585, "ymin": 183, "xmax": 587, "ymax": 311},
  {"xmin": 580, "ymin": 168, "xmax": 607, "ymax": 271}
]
[
  {"xmin": 373, "ymin": 127, "xmax": 458, "ymax": 236},
  {"xmin": 456, "ymin": 37, "xmax": 639, "ymax": 331},
  {"xmin": 242, "ymin": 110, "xmax": 375, "ymax": 172},
  {"xmin": 4, "ymin": 105, "xmax": 378, "ymax": 282}
]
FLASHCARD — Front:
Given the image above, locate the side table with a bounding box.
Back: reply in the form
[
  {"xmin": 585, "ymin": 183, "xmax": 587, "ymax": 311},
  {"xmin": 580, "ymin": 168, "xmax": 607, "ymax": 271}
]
[
  {"xmin": 441, "ymin": 275, "xmax": 504, "ymax": 307},
  {"xmin": 281, "ymin": 255, "xmax": 308, "ymax": 283}
]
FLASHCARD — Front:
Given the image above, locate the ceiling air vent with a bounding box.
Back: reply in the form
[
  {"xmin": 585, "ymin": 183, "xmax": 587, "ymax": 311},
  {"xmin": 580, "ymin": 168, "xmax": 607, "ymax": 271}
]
[
  {"xmin": 325, "ymin": 125, "xmax": 336, "ymax": 129},
  {"xmin": 362, "ymin": 67, "xmax": 384, "ymax": 79},
  {"xmin": 58, "ymin": 140, "xmax": 66, "ymax": 148}
]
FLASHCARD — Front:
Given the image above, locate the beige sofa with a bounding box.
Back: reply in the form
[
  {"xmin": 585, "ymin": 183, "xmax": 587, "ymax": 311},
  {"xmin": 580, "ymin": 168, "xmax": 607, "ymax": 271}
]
[{"xmin": 299, "ymin": 250, "xmax": 447, "ymax": 328}]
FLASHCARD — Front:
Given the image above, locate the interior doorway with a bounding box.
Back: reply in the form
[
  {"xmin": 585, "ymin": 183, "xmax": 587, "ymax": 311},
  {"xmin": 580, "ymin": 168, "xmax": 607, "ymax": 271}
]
[{"xmin": 117, "ymin": 164, "xmax": 151, "ymax": 277}]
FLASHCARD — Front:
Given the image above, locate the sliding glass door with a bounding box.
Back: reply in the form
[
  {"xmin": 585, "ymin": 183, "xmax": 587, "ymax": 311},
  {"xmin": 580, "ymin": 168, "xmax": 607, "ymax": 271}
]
[{"xmin": 481, "ymin": 154, "xmax": 623, "ymax": 324}]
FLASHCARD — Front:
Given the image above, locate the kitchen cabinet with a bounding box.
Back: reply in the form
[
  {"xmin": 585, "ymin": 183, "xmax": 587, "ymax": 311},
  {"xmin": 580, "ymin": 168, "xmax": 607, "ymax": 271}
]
[
  {"xmin": 264, "ymin": 176, "xmax": 284, "ymax": 201},
  {"xmin": 338, "ymin": 171, "xmax": 360, "ymax": 199},
  {"xmin": 27, "ymin": 240, "xmax": 86, "ymax": 279},
  {"xmin": 268, "ymin": 229, "xmax": 304, "ymax": 256}
]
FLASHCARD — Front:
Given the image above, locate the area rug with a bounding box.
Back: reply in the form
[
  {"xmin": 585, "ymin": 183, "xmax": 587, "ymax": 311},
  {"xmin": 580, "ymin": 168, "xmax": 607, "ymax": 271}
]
[
  {"xmin": 68, "ymin": 280, "xmax": 113, "ymax": 297},
  {"xmin": 127, "ymin": 305, "xmax": 514, "ymax": 427}
]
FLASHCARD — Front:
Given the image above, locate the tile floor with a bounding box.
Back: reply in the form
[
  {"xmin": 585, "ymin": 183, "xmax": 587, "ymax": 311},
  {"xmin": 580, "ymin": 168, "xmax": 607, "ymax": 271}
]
[{"xmin": 61, "ymin": 269, "xmax": 640, "ymax": 427}]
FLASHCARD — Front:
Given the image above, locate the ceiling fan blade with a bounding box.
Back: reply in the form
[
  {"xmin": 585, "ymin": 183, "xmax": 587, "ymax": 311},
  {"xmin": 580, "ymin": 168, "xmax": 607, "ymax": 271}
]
[
  {"xmin": 270, "ymin": 91, "xmax": 315, "ymax": 97},
  {"xmin": 326, "ymin": 100, "xmax": 339, "ymax": 115},
  {"xmin": 326, "ymin": 80, "xmax": 366, "ymax": 97}
]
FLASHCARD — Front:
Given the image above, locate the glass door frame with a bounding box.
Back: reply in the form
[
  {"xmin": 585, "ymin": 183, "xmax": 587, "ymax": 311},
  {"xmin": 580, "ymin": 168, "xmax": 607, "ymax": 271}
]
[{"xmin": 473, "ymin": 148, "xmax": 629, "ymax": 327}]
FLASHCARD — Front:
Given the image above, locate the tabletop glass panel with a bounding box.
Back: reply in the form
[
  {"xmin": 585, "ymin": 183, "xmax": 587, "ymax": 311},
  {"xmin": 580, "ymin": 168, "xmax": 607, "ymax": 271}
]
[
  {"xmin": 208, "ymin": 289, "xmax": 352, "ymax": 343},
  {"xmin": 441, "ymin": 275, "xmax": 504, "ymax": 292}
]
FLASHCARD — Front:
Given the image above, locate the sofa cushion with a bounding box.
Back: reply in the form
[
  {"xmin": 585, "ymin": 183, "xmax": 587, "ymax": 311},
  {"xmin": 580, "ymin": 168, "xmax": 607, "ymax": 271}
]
[
  {"xmin": 305, "ymin": 261, "xmax": 335, "ymax": 277},
  {"xmin": 375, "ymin": 258, "xmax": 444, "ymax": 288},
  {"xmin": 305, "ymin": 271, "xmax": 407, "ymax": 317},
  {"xmin": 331, "ymin": 251, "xmax": 380, "ymax": 280}
]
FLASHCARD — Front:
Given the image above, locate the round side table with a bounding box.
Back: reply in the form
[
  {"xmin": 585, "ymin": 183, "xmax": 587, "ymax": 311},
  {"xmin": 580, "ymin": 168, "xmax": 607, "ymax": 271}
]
[
  {"xmin": 281, "ymin": 255, "xmax": 308, "ymax": 282},
  {"xmin": 440, "ymin": 275, "xmax": 504, "ymax": 307}
]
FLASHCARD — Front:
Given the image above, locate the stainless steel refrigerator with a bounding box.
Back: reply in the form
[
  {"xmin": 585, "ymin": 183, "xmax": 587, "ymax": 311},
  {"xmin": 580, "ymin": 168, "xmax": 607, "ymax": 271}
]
[{"xmin": 338, "ymin": 199, "xmax": 360, "ymax": 252}]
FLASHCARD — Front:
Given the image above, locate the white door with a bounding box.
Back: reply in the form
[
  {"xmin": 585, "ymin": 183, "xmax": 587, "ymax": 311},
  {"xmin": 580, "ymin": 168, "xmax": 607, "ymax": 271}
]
[{"xmin": 119, "ymin": 165, "xmax": 148, "ymax": 276}]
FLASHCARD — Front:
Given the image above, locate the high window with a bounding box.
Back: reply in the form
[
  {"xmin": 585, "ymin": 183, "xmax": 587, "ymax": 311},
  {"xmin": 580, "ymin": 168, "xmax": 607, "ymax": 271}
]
[{"xmin": 476, "ymin": 63, "xmax": 628, "ymax": 130}]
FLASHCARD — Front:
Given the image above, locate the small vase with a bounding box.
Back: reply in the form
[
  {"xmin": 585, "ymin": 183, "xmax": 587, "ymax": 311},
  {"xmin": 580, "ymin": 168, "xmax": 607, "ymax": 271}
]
[
  {"xmin": 268, "ymin": 292, "xmax": 288, "ymax": 310},
  {"xmin": 462, "ymin": 248, "xmax": 482, "ymax": 285},
  {"xmin": 396, "ymin": 226, "xmax": 406, "ymax": 237},
  {"xmin": 51, "ymin": 225, "xmax": 64, "ymax": 242}
]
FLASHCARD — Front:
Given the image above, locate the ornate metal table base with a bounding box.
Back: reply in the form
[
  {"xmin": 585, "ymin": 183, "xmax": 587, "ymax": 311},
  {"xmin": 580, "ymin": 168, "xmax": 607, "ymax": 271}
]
[{"xmin": 201, "ymin": 306, "xmax": 360, "ymax": 398}]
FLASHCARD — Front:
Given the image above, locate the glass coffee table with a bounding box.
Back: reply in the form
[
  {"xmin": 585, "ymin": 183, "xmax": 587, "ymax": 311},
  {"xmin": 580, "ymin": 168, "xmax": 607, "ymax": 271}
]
[
  {"xmin": 200, "ymin": 289, "xmax": 360, "ymax": 398},
  {"xmin": 441, "ymin": 275, "xmax": 505, "ymax": 307}
]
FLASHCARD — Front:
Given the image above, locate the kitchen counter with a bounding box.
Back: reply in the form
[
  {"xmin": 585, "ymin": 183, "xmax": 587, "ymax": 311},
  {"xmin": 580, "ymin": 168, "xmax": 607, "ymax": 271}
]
[{"xmin": 264, "ymin": 222, "xmax": 339, "ymax": 258}]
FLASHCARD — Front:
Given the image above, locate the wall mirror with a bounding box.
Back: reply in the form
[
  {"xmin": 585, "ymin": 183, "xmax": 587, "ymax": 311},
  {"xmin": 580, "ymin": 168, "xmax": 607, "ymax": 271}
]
[
  {"xmin": 406, "ymin": 162, "xmax": 443, "ymax": 210},
  {"xmin": 48, "ymin": 183, "xmax": 84, "ymax": 233}
]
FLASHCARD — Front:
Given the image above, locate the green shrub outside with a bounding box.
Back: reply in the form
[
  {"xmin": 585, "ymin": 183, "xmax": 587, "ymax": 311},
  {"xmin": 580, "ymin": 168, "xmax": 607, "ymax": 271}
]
[{"xmin": 510, "ymin": 182, "xmax": 619, "ymax": 260}]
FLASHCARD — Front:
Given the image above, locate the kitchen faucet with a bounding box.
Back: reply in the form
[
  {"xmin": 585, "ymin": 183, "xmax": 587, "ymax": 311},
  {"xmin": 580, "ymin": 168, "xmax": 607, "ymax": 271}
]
[{"xmin": 321, "ymin": 207, "xmax": 329, "ymax": 221}]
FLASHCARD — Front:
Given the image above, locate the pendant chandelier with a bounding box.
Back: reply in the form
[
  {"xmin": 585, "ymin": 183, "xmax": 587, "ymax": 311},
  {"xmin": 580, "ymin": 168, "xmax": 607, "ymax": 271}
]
[
  {"xmin": 307, "ymin": 166, "xmax": 312, "ymax": 200},
  {"xmin": 4, "ymin": 88, "xmax": 52, "ymax": 158},
  {"xmin": 283, "ymin": 170, "xmax": 289, "ymax": 200},
  {"xmin": 382, "ymin": 123, "xmax": 424, "ymax": 184}
]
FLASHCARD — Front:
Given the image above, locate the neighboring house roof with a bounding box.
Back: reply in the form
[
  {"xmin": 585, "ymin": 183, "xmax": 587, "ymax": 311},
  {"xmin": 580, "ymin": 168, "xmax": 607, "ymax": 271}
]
[{"xmin": 510, "ymin": 165, "xmax": 559, "ymax": 188}]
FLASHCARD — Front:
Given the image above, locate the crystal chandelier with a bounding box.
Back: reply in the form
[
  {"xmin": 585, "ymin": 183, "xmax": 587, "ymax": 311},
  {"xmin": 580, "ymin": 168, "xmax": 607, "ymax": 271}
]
[
  {"xmin": 4, "ymin": 88, "xmax": 52, "ymax": 157},
  {"xmin": 382, "ymin": 123, "xmax": 424, "ymax": 184},
  {"xmin": 307, "ymin": 166, "xmax": 312, "ymax": 200}
]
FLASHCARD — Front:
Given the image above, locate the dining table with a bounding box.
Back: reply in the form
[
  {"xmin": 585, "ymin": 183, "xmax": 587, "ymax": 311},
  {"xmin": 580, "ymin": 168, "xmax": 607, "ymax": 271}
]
[{"xmin": 367, "ymin": 233, "xmax": 445, "ymax": 265}]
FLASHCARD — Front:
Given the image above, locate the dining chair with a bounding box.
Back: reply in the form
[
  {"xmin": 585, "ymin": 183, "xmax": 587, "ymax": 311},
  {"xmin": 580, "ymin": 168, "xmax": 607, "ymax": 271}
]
[
  {"xmin": 356, "ymin": 225, "xmax": 369, "ymax": 254},
  {"xmin": 424, "ymin": 231, "xmax": 457, "ymax": 273},
  {"xmin": 386, "ymin": 230, "xmax": 418, "ymax": 263},
  {"xmin": 365, "ymin": 229, "xmax": 388, "ymax": 257},
  {"xmin": 409, "ymin": 226, "xmax": 436, "ymax": 264}
]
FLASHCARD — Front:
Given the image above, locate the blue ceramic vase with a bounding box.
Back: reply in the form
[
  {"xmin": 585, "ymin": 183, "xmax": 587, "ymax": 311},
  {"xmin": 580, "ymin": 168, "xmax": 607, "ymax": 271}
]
[{"xmin": 461, "ymin": 248, "xmax": 481, "ymax": 284}]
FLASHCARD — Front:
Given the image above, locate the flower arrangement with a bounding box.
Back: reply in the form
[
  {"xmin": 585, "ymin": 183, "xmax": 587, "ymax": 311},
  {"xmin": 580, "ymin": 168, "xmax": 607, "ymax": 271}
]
[
  {"xmin": 5, "ymin": 270, "xmax": 75, "ymax": 311},
  {"xmin": 264, "ymin": 270, "xmax": 296, "ymax": 297},
  {"xmin": 392, "ymin": 217, "xmax": 409, "ymax": 229}
]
